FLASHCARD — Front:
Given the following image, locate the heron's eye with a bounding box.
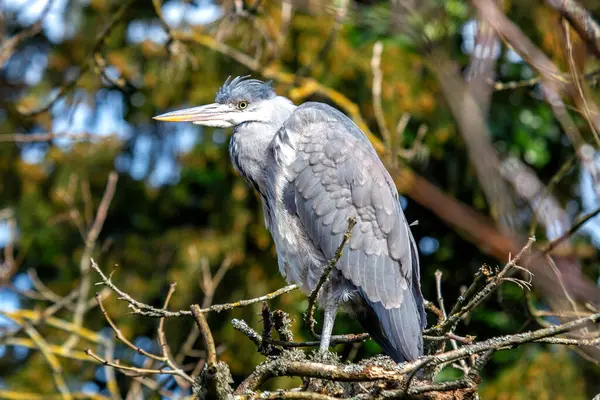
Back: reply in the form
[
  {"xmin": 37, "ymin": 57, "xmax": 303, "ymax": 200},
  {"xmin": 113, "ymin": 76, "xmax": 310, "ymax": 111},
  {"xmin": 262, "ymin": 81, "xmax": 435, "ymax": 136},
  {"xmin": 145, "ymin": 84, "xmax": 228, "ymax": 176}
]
[{"xmin": 237, "ymin": 101, "xmax": 248, "ymax": 110}]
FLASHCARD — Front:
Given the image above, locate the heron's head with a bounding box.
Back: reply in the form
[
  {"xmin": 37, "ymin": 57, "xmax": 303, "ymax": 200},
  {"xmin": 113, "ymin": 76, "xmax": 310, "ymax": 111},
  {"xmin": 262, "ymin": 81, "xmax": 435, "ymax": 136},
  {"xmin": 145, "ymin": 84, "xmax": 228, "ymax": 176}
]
[{"xmin": 153, "ymin": 76, "xmax": 290, "ymax": 128}]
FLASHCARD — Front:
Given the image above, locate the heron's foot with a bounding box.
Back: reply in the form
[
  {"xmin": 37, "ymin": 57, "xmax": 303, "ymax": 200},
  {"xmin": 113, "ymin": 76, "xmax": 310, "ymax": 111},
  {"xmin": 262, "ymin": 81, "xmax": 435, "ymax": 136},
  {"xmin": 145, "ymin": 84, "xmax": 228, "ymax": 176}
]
[
  {"xmin": 318, "ymin": 303, "xmax": 339, "ymax": 353},
  {"xmin": 318, "ymin": 335, "xmax": 331, "ymax": 354}
]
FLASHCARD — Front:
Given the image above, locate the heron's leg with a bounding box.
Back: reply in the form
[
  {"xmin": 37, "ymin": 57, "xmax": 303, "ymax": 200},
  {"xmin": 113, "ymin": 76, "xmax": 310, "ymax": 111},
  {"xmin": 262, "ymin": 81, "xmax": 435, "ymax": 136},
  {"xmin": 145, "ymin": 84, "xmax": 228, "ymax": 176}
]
[{"xmin": 319, "ymin": 302, "xmax": 338, "ymax": 353}]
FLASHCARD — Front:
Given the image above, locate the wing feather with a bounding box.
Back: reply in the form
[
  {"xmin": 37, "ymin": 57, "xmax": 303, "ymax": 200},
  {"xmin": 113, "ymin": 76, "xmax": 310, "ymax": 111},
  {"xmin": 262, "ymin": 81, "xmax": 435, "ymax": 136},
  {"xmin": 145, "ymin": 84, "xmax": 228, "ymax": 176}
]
[
  {"xmin": 275, "ymin": 103, "xmax": 426, "ymax": 361},
  {"xmin": 279, "ymin": 103, "xmax": 422, "ymax": 308}
]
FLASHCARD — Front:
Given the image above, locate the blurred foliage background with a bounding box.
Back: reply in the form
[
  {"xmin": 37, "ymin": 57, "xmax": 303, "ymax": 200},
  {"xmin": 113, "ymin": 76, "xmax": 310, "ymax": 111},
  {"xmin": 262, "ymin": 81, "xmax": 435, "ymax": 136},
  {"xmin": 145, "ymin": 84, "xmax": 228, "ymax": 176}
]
[{"xmin": 1, "ymin": 0, "xmax": 600, "ymax": 398}]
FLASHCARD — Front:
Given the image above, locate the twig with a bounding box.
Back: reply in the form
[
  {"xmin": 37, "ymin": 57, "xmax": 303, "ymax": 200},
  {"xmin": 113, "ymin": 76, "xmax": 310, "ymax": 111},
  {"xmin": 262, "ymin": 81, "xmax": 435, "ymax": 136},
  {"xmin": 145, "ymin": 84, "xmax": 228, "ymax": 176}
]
[
  {"xmin": 93, "ymin": 283, "xmax": 191, "ymax": 398},
  {"xmin": 92, "ymin": 52, "xmax": 129, "ymax": 91},
  {"xmin": 81, "ymin": 178, "xmax": 94, "ymax": 228},
  {"xmin": 466, "ymin": 8, "xmax": 499, "ymax": 116},
  {"xmin": 371, "ymin": 41, "xmax": 391, "ymax": 148},
  {"xmin": 426, "ymin": 237, "xmax": 535, "ymax": 335},
  {"xmin": 234, "ymin": 392, "xmax": 339, "ymax": 400},
  {"xmin": 0, "ymin": 0, "xmax": 55, "ymax": 68},
  {"xmin": 232, "ymin": 318, "xmax": 263, "ymax": 348},
  {"xmin": 158, "ymin": 283, "xmax": 177, "ymax": 361},
  {"xmin": 124, "ymin": 358, "xmax": 154, "ymax": 400},
  {"xmin": 260, "ymin": 302, "xmax": 276, "ymax": 355},
  {"xmin": 398, "ymin": 123, "xmax": 428, "ymax": 162},
  {"xmin": 423, "ymin": 333, "xmax": 475, "ymax": 344},
  {"xmin": 448, "ymin": 264, "xmax": 492, "ymax": 317},
  {"xmin": 0, "ymin": 289, "xmax": 102, "ymax": 348},
  {"xmin": 534, "ymin": 336, "xmax": 600, "ymax": 346},
  {"xmin": 175, "ymin": 255, "xmax": 232, "ymax": 368},
  {"xmin": 64, "ymin": 171, "xmax": 118, "ymax": 351},
  {"xmin": 521, "ymin": 155, "xmax": 575, "ymax": 239},
  {"xmin": 84, "ymin": 349, "xmax": 193, "ymax": 383},
  {"xmin": 471, "ymin": 0, "xmax": 594, "ymax": 175},
  {"xmin": 563, "ymin": 18, "xmax": 600, "ymax": 146},
  {"xmin": 267, "ymin": 334, "xmax": 369, "ymax": 348},
  {"xmin": 233, "ymin": 317, "xmax": 367, "ymax": 349},
  {"xmin": 492, "ymin": 76, "xmax": 542, "ymax": 91},
  {"xmin": 0, "ymin": 132, "xmax": 96, "ymax": 143},
  {"xmin": 91, "ymin": 258, "xmax": 299, "ymax": 317},
  {"xmin": 273, "ymin": 309, "xmax": 294, "ymax": 342},
  {"xmin": 0, "ymin": 391, "xmax": 108, "ymax": 400},
  {"xmin": 424, "ymin": 300, "xmax": 444, "ymax": 325},
  {"xmin": 305, "ymin": 217, "xmax": 356, "ymax": 337},
  {"xmin": 206, "ymin": 283, "xmax": 299, "ymax": 312},
  {"xmin": 426, "ymin": 47, "xmax": 518, "ymax": 230},
  {"xmin": 433, "ymin": 271, "xmax": 469, "ymax": 372},
  {"xmin": 157, "ymin": 283, "xmax": 192, "ymax": 387},
  {"xmin": 27, "ymin": 269, "xmax": 75, "ymax": 310},
  {"xmin": 545, "ymin": 255, "xmax": 582, "ymax": 318},
  {"xmin": 531, "ymin": 308, "xmax": 596, "ymax": 318},
  {"xmin": 128, "ymin": 374, "xmax": 175, "ymax": 399},
  {"xmin": 0, "ymin": 218, "xmax": 16, "ymax": 281},
  {"xmin": 103, "ymin": 338, "xmax": 121, "ymax": 400},
  {"xmin": 96, "ymin": 293, "xmax": 167, "ymax": 363},
  {"xmin": 546, "ymin": 0, "xmax": 600, "ymax": 59},
  {"xmin": 22, "ymin": 323, "xmax": 73, "ymax": 400},
  {"xmin": 1, "ymin": 309, "xmax": 108, "ymax": 346},
  {"xmin": 190, "ymin": 305, "xmax": 216, "ymax": 366},
  {"xmin": 391, "ymin": 113, "xmax": 411, "ymax": 164},
  {"xmin": 434, "ymin": 270, "xmax": 446, "ymax": 319},
  {"xmin": 541, "ymin": 207, "xmax": 600, "ymax": 255},
  {"xmin": 191, "ymin": 304, "xmax": 223, "ymax": 398},
  {"xmin": 1, "ymin": 337, "xmax": 90, "ymax": 362}
]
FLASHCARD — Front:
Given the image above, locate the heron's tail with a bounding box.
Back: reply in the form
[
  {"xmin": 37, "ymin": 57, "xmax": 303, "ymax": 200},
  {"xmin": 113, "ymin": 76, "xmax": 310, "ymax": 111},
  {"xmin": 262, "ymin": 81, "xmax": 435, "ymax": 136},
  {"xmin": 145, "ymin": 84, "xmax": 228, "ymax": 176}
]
[{"xmin": 356, "ymin": 287, "xmax": 424, "ymax": 363}]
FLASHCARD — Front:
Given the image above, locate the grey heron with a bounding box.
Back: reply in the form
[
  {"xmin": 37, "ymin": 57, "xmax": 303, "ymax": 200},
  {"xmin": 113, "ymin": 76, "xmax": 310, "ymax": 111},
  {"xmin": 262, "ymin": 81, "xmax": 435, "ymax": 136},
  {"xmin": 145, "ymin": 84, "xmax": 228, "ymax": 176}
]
[{"xmin": 154, "ymin": 76, "xmax": 426, "ymax": 362}]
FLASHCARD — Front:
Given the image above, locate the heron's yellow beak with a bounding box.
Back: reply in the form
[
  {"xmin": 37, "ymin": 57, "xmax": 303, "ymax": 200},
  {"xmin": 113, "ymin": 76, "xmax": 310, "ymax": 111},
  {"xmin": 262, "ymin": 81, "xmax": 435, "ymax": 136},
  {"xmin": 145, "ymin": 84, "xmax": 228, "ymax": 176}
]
[{"xmin": 153, "ymin": 103, "xmax": 234, "ymax": 126}]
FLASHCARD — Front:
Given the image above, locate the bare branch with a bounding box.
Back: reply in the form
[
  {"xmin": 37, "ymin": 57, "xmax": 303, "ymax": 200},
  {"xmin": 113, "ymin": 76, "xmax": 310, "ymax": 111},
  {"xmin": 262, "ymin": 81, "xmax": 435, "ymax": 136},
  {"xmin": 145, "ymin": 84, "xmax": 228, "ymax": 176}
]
[
  {"xmin": 541, "ymin": 207, "xmax": 600, "ymax": 255},
  {"xmin": 157, "ymin": 284, "xmax": 192, "ymax": 388},
  {"xmin": 563, "ymin": 18, "xmax": 600, "ymax": 145},
  {"xmin": 447, "ymin": 265, "xmax": 491, "ymax": 318},
  {"xmin": 191, "ymin": 305, "xmax": 216, "ymax": 367},
  {"xmin": 103, "ymin": 338, "xmax": 121, "ymax": 400},
  {"xmin": 0, "ymin": 132, "xmax": 96, "ymax": 143},
  {"xmin": 65, "ymin": 171, "xmax": 118, "ymax": 350},
  {"xmin": 96, "ymin": 293, "xmax": 167, "ymax": 363},
  {"xmin": 546, "ymin": 0, "xmax": 600, "ymax": 59},
  {"xmin": 471, "ymin": 0, "xmax": 596, "ymax": 157},
  {"xmin": 434, "ymin": 270, "xmax": 447, "ymax": 320},
  {"xmin": 22, "ymin": 323, "xmax": 72, "ymax": 400},
  {"xmin": 0, "ymin": 218, "xmax": 17, "ymax": 281},
  {"xmin": 90, "ymin": 259, "xmax": 298, "ymax": 317},
  {"xmin": 371, "ymin": 41, "xmax": 391, "ymax": 148},
  {"xmin": 426, "ymin": 237, "xmax": 535, "ymax": 335},
  {"xmin": 273, "ymin": 309, "xmax": 294, "ymax": 342},
  {"xmin": 232, "ymin": 318, "xmax": 263, "ymax": 348},
  {"xmin": 84, "ymin": 349, "xmax": 194, "ymax": 383},
  {"xmin": 0, "ymin": 0, "xmax": 55, "ymax": 68}
]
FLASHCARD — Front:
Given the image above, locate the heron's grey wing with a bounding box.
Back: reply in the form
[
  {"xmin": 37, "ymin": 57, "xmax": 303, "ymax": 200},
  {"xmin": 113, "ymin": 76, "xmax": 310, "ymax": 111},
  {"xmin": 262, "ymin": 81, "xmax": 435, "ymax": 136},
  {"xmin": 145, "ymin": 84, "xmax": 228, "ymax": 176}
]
[{"xmin": 273, "ymin": 102, "xmax": 426, "ymax": 359}]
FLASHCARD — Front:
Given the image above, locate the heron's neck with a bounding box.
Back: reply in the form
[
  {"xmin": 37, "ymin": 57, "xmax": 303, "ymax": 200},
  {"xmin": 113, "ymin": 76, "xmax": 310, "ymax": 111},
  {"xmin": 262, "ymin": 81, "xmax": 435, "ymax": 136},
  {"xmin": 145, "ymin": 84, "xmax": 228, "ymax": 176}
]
[{"xmin": 229, "ymin": 97, "xmax": 296, "ymax": 195}]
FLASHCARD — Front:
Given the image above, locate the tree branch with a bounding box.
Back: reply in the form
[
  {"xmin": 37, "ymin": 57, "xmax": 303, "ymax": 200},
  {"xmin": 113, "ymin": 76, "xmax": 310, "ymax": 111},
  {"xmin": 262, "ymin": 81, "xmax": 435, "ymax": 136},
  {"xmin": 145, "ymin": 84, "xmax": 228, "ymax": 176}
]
[{"xmin": 90, "ymin": 258, "xmax": 298, "ymax": 317}]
